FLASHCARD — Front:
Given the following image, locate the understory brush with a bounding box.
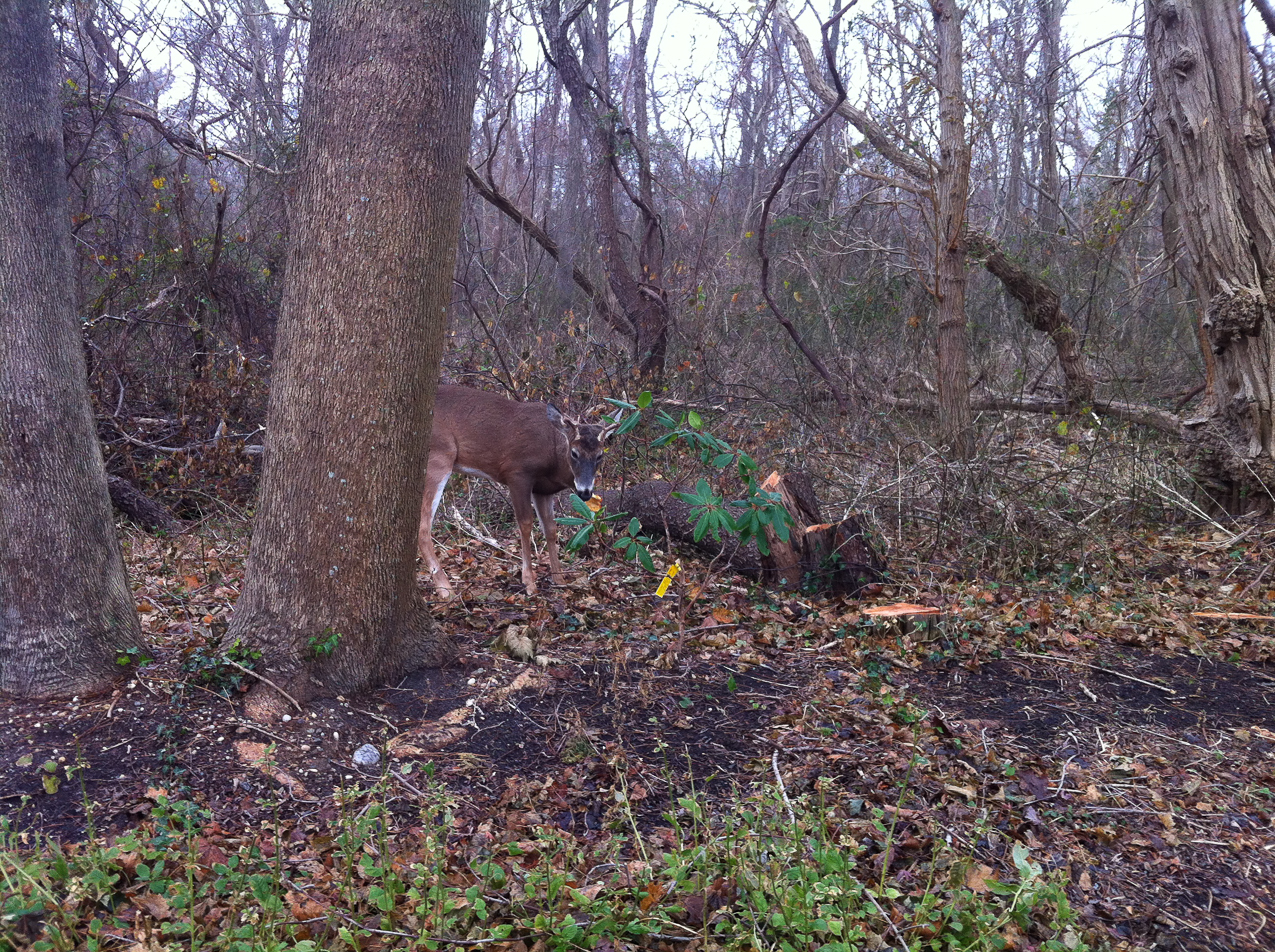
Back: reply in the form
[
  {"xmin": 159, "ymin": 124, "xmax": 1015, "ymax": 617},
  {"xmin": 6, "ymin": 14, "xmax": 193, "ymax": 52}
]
[{"xmin": 2, "ymin": 773, "xmax": 1086, "ymax": 952}]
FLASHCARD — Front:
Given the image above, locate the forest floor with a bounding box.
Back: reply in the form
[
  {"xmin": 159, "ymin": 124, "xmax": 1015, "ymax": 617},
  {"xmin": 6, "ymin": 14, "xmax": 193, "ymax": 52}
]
[{"xmin": 3, "ymin": 515, "xmax": 1274, "ymax": 952}]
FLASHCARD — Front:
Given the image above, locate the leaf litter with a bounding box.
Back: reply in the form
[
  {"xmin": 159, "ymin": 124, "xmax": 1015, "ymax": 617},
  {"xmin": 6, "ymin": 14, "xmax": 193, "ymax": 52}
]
[{"xmin": 1, "ymin": 515, "xmax": 1273, "ymax": 951}]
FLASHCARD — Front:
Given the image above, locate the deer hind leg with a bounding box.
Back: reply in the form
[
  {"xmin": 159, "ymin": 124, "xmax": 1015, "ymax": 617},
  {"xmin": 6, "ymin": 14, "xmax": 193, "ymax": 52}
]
[
  {"xmin": 532, "ymin": 493, "xmax": 565, "ymax": 587},
  {"xmin": 418, "ymin": 459, "xmax": 454, "ymax": 597},
  {"xmin": 509, "ymin": 481, "xmax": 540, "ymax": 595}
]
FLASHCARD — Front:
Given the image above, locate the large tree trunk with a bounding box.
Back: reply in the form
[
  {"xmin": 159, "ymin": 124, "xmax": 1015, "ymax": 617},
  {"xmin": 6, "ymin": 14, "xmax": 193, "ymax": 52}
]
[
  {"xmin": 931, "ymin": 0, "xmax": 973, "ymax": 457},
  {"xmin": 225, "ymin": 0, "xmax": 488, "ymax": 717},
  {"xmin": 0, "ymin": 2, "xmax": 147, "ymax": 698},
  {"xmin": 1146, "ymin": 0, "xmax": 1275, "ymax": 490}
]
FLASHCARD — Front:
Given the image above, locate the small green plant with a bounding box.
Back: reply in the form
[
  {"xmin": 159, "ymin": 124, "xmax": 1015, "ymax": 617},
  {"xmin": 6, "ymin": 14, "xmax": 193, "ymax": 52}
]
[
  {"xmin": 307, "ymin": 627, "xmax": 341, "ymax": 659},
  {"xmin": 179, "ymin": 637, "xmax": 262, "ymax": 695},
  {"xmin": 114, "ymin": 645, "xmax": 154, "ymax": 668},
  {"xmin": 559, "ymin": 391, "xmax": 791, "ymax": 572}
]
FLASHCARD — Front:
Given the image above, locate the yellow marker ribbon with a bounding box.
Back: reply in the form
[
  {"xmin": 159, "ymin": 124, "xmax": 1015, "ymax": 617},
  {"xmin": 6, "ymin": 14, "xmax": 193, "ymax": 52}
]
[{"xmin": 654, "ymin": 561, "xmax": 681, "ymax": 598}]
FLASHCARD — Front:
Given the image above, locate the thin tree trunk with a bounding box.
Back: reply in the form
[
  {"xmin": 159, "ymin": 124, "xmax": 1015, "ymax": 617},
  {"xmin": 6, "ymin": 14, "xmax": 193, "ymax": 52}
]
[
  {"xmin": 225, "ymin": 0, "xmax": 488, "ymax": 717},
  {"xmin": 0, "ymin": 1, "xmax": 147, "ymax": 698},
  {"xmin": 541, "ymin": 0, "xmax": 671, "ymax": 379},
  {"xmin": 931, "ymin": 0, "xmax": 973, "ymax": 457},
  {"xmin": 1037, "ymin": 0, "xmax": 1062, "ymax": 241},
  {"xmin": 1146, "ymin": 0, "xmax": 1275, "ymax": 489}
]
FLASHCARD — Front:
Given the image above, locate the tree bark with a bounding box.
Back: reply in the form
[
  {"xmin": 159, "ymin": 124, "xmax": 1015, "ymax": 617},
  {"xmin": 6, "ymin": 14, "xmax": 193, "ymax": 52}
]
[
  {"xmin": 1036, "ymin": 0, "xmax": 1063, "ymax": 240},
  {"xmin": 967, "ymin": 233, "xmax": 1095, "ymax": 404},
  {"xmin": 1146, "ymin": 0, "xmax": 1275, "ymax": 489},
  {"xmin": 541, "ymin": 0, "xmax": 671, "ymax": 379},
  {"xmin": 0, "ymin": 2, "xmax": 147, "ymax": 698},
  {"xmin": 224, "ymin": 0, "xmax": 488, "ymax": 716},
  {"xmin": 930, "ymin": 0, "xmax": 974, "ymax": 457}
]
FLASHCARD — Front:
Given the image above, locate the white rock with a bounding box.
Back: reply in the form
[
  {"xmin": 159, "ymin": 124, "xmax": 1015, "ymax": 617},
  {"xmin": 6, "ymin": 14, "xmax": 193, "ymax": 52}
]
[{"xmin": 352, "ymin": 744, "xmax": 380, "ymax": 768}]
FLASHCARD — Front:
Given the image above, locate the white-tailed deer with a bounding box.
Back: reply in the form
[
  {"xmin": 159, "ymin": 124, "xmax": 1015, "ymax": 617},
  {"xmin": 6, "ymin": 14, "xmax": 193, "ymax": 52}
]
[{"xmin": 418, "ymin": 385, "xmax": 615, "ymax": 596}]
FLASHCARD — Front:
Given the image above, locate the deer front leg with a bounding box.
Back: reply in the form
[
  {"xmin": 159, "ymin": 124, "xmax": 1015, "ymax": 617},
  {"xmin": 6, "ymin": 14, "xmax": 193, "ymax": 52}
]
[
  {"xmin": 509, "ymin": 482, "xmax": 539, "ymax": 595},
  {"xmin": 533, "ymin": 493, "xmax": 565, "ymax": 587},
  {"xmin": 419, "ymin": 467, "xmax": 454, "ymax": 598}
]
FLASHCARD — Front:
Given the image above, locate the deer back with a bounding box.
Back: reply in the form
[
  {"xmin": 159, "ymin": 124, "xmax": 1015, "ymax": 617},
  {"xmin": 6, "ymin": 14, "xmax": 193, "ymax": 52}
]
[{"xmin": 432, "ymin": 385, "xmax": 574, "ymax": 493}]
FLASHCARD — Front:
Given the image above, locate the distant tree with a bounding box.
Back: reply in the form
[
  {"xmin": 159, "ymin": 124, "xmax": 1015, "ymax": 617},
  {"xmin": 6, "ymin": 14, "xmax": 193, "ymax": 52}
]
[
  {"xmin": 539, "ymin": 0, "xmax": 672, "ymax": 380},
  {"xmin": 1146, "ymin": 0, "xmax": 1275, "ymax": 492},
  {"xmin": 0, "ymin": 1, "xmax": 147, "ymax": 698},
  {"xmin": 223, "ymin": 0, "xmax": 488, "ymax": 718},
  {"xmin": 779, "ymin": 0, "xmax": 973, "ymax": 455}
]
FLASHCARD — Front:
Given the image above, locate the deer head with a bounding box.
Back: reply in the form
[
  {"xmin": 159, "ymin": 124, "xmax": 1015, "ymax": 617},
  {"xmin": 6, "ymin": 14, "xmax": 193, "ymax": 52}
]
[{"xmin": 546, "ymin": 405, "xmax": 617, "ymax": 500}]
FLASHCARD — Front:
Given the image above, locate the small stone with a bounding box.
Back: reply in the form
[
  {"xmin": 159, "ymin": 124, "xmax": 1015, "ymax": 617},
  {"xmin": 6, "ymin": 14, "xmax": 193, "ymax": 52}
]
[
  {"xmin": 282, "ymin": 714, "xmax": 292, "ymax": 722},
  {"xmin": 352, "ymin": 744, "xmax": 380, "ymax": 768}
]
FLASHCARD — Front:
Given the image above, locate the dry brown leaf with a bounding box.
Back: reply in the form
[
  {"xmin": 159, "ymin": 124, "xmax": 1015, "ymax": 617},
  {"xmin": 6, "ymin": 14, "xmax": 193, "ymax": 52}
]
[
  {"xmin": 964, "ymin": 863, "xmax": 995, "ymax": 893},
  {"xmin": 639, "ymin": 881, "xmax": 667, "ymax": 912},
  {"xmin": 134, "ymin": 893, "xmax": 172, "ymax": 920}
]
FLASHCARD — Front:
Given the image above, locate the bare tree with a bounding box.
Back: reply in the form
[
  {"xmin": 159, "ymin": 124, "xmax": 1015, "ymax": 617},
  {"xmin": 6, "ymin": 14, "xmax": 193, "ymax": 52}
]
[
  {"xmin": 540, "ymin": 0, "xmax": 672, "ymax": 379},
  {"xmin": 0, "ymin": 1, "xmax": 147, "ymax": 698},
  {"xmin": 224, "ymin": 0, "xmax": 489, "ymax": 717},
  {"xmin": 778, "ymin": 0, "xmax": 973, "ymax": 454}
]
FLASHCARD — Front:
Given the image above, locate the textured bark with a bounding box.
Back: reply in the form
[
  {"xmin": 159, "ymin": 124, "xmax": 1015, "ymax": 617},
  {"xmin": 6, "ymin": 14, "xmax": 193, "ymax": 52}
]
[
  {"xmin": 225, "ymin": 0, "xmax": 488, "ymax": 715},
  {"xmin": 1146, "ymin": 0, "xmax": 1275, "ymax": 487},
  {"xmin": 107, "ymin": 476, "xmax": 186, "ymax": 534},
  {"xmin": 931, "ymin": 0, "xmax": 973, "ymax": 457},
  {"xmin": 0, "ymin": 2, "xmax": 147, "ymax": 698},
  {"xmin": 1036, "ymin": 0, "xmax": 1063, "ymax": 239},
  {"xmin": 541, "ymin": 0, "xmax": 670, "ymax": 379},
  {"xmin": 967, "ymin": 233, "xmax": 1095, "ymax": 404}
]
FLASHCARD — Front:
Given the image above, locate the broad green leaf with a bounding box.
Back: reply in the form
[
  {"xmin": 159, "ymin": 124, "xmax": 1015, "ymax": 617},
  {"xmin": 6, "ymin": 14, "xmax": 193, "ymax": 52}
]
[
  {"xmin": 617, "ymin": 412, "xmax": 642, "ymax": 435},
  {"xmin": 688, "ymin": 410, "xmax": 702, "ymax": 428},
  {"xmin": 637, "ymin": 390, "xmax": 653, "ymax": 408}
]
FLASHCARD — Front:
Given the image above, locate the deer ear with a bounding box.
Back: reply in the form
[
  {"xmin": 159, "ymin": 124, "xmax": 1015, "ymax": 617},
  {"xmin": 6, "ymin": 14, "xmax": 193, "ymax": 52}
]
[
  {"xmin": 600, "ymin": 419, "xmax": 620, "ymax": 440},
  {"xmin": 546, "ymin": 404, "xmax": 565, "ymax": 427}
]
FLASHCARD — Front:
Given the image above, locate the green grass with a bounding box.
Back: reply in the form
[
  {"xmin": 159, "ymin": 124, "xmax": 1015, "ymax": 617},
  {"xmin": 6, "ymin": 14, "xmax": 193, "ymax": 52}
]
[{"xmin": 1, "ymin": 773, "xmax": 1087, "ymax": 952}]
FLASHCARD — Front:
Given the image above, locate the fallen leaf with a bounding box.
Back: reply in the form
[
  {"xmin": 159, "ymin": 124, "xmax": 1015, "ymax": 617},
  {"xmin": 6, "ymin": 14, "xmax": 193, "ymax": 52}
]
[
  {"xmin": 134, "ymin": 893, "xmax": 172, "ymax": 920},
  {"xmin": 965, "ymin": 864, "xmax": 995, "ymax": 893}
]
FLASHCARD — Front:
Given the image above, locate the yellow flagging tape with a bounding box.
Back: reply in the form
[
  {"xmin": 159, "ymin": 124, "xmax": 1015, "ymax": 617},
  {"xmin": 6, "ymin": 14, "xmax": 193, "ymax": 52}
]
[{"xmin": 655, "ymin": 561, "xmax": 682, "ymax": 598}]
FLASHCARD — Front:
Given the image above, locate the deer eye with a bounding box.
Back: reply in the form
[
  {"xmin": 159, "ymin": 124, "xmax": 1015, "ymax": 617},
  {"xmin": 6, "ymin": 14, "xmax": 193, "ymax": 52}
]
[{"xmin": 571, "ymin": 448, "xmax": 580, "ymax": 459}]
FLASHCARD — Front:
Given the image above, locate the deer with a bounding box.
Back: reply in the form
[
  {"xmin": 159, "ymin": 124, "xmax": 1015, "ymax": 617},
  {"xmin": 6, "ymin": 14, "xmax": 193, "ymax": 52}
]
[{"xmin": 418, "ymin": 384, "xmax": 616, "ymax": 597}]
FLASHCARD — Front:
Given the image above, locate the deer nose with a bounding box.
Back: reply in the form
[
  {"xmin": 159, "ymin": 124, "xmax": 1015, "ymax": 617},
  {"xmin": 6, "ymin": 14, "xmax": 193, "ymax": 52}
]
[{"xmin": 573, "ymin": 484, "xmax": 593, "ymax": 500}]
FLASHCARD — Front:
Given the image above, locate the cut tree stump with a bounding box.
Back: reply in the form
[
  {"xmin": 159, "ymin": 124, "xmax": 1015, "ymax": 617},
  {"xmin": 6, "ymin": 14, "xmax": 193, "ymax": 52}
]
[
  {"xmin": 598, "ymin": 471, "xmax": 885, "ymax": 596},
  {"xmin": 756, "ymin": 471, "xmax": 886, "ymax": 596}
]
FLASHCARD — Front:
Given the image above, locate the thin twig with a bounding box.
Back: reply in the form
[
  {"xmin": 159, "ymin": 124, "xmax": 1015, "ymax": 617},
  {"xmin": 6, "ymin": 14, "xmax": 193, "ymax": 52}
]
[
  {"xmin": 772, "ymin": 750, "xmax": 796, "ymax": 824},
  {"xmin": 223, "ymin": 659, "xmax": 306, "ymax": 712},
  {"xmin": 864, "ymin": 887, "xmax": 910, "ymax": 951}
]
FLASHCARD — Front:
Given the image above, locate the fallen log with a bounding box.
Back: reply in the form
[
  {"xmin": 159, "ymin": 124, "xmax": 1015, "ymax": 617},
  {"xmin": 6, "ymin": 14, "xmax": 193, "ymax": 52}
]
[
  {"xmin": 756, "ymin": 471, "xmax": 887, "ymax": 596},
  {"xmin": 107, "ymin": 475, "xmax": 185, "ymax": 534},
  {"xmin": 599, "ymin": 472, "xmax": 885, "ymax": 595}
]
